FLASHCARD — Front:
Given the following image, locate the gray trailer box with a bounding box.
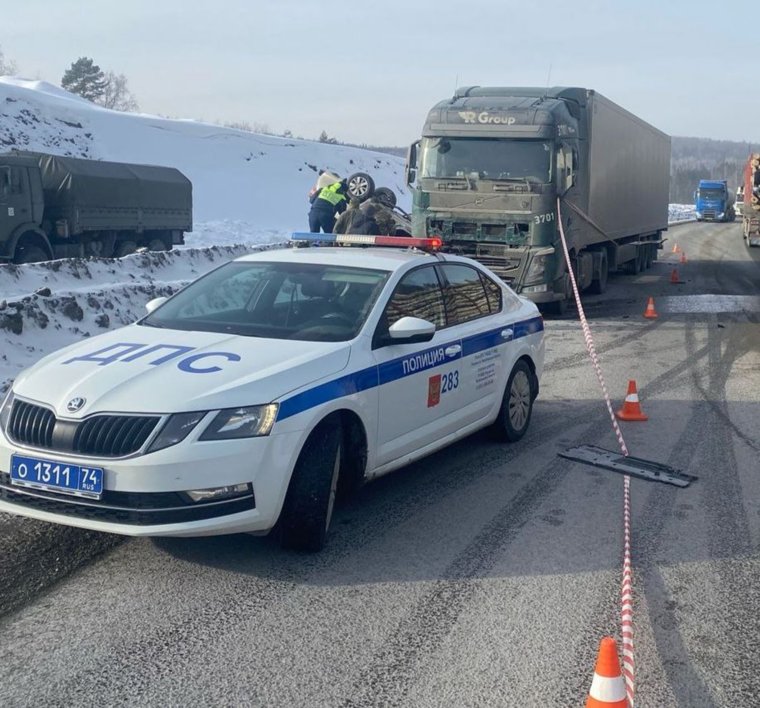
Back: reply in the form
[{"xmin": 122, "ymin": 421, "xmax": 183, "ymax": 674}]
[
  {"xmin": 577, "ymin": 89, "xmax": 670, "ymax": 245},
  {"xmin": 21, "ymin": 152, "xmax": 192, "ymax": 235}
]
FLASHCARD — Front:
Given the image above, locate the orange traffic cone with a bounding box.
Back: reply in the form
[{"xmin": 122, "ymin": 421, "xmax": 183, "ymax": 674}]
[
  {"xmin": 643, "ymin": 297, "xmax": 658, "ymax": 319},
  {"xmin": 616, "ymin": 380, "xmax": 648, "ymax": 421},
  {"xmin": 670, "ymin": 268, "xmax": 681, "ymax": 284},
  {"xmin": 671, "ymin": 242, "xmax": 681, "ymax": 254},
  {"xmin": 680, "ymin": 251, "xmax": 687, "ymax": 264},
  {"xmin": 586, "ymin": 637, "xmax": 627, "ymax": 707}
]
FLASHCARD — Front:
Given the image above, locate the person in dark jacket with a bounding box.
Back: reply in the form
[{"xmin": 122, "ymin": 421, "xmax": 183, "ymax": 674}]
[
  {"xmin": 309, "ymin": 177, "xmax": 349, "ymax": 233},
  {"xmin": 334, "ymin": 200, "xmax": 381, "ymax": 235}
]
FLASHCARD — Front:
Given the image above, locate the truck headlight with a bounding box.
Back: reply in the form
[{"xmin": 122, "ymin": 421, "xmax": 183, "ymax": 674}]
[
  {"xmin": 524, "ymin": 249, "xmax": 554, "ymax": 284},
  {"xmin": 200, "ymin": 405, "xmax": 278, "ymax": 441},
  {"xmin": 148, "ymin": 411, "xmax": 208, "ymax": 453},
  {"xmin": 717, "ymin": 212, "xmax": 724, "ymax": 219},
  {"xmin": 0, "ymin": 390, "xmax": 14, "ymax": 433}
]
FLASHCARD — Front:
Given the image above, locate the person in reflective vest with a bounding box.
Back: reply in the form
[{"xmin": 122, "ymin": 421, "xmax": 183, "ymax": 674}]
[{"xmin": 309, "ymin": 178, "xmax": 349, "ymax": 233}]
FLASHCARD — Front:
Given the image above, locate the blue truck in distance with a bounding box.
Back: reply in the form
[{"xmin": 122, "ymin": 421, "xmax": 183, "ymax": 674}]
[{"xmin": 694, "ymin": 179, "xmax": 735, "ymax": 222}]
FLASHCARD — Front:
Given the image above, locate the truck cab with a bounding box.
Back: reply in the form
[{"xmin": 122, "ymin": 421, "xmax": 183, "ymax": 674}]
[
  {"xmin": 694, "ymin": 179, "xmax": 735, "ymax": 222},
  {"xmin": 0, "ymin": 154, "xmax": 49, "ymax": 262}
]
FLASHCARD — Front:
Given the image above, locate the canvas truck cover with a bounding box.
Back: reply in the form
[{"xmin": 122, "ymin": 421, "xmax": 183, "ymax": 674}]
[{"xmin": 18, "ymin": 152, "xmax": 192, "ymax": 233}]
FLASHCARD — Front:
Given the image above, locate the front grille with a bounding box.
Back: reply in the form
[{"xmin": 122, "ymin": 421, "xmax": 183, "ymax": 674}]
[
  {"xmin": 703, "ymin": 210, "xmax": 717, "ymax": 220},
  {"xmin": 8, "ymin": 399, "xmax": 160, "ymax": 457},
  {"xmin": 0, "ymin": 472, "xmax": 255, "ymax": 525}
]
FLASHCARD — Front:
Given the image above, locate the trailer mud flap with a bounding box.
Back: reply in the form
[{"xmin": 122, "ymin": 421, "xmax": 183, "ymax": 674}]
[{"xmin": 559, "ymin": 444, "xmax": 697, "ymax": 487}]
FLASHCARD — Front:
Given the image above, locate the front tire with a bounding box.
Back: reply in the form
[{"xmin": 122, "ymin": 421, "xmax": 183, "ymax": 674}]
[
  {"xmin": 491, "ymin": 360, "xmax": 535, "ymax": 442},
  {"xmin": 14, "ymin": 244, "xmax": 49, "ymax": 264},
  {"xmin": 279, "ymin": 419, "xmax": 342, "ymax": 552}
]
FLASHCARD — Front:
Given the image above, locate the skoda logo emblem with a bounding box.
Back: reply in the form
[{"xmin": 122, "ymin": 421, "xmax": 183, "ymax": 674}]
[{"xmin": 67, "ymin": 397, "xmax": 86, "ymax": 413}]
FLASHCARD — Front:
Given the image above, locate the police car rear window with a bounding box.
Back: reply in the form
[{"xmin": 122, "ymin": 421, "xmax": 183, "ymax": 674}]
[{"xmin": 140, "ymin": 261, "xmax": 390, "ymax": 342}]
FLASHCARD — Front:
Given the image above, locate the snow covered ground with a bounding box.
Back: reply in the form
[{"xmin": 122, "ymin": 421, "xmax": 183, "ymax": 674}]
[{"xmin": 0, "ymin": 77, "xmax": 697, "ymax": 394}]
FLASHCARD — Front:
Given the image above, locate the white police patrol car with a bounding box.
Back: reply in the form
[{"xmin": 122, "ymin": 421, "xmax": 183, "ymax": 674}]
[{"xmin": 0, "ymin": 234, "xmax": 544, "ymax": 551}]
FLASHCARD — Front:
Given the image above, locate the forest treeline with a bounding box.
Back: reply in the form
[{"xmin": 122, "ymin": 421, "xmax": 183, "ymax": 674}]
[{"xmin": 669, "ymin": 136, "xmax": 756, "ymax": 203}]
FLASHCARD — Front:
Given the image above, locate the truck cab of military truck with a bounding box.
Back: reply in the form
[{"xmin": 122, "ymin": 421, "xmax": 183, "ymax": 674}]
[{"xmin": 0, "ymin": 154, "xmax": 50, "ymax": 263}]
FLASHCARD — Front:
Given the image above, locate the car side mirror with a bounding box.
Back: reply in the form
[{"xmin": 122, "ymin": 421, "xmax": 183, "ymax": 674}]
[
  {"xmin": 388, "ymin": 316, "xmax": 436, "ymax": 343},
  {"xmin": 145, "ymin": 296, "xmax": 168, "ymax": 313}
]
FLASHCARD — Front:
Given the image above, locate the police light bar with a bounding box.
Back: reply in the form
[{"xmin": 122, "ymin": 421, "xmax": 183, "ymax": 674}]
[{"xmin": 291, "ymin": 232, "xmax": 442, "ymax": 250}]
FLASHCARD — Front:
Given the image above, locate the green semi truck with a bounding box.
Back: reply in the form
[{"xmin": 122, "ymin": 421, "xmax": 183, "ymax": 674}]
[
  {"xmin": 0, "ymin": 151, "xmax": 192, "ymax": 264},
  {"xmin": 406, "ymin": 87, "xmax": 671, "ymax": 313}
]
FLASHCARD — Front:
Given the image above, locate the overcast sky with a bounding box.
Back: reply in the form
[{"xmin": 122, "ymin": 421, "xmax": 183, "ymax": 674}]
[{"xmin": 3, "ymin": 1, "xmax": 757, "ymax": 146}]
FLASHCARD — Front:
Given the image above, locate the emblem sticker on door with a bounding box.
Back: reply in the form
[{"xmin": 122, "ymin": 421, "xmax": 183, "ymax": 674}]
[{"xmin": 427, "ymin": 374, "xmax": 442, "ymax": 408}]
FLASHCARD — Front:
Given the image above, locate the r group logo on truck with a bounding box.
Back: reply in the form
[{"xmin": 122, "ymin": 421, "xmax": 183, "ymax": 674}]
[{"xmin": 457, "ymin": 111, "xmax": 516, "ymax": 125}]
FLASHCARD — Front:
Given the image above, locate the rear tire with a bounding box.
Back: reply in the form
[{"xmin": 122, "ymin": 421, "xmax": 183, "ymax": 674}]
[
  {"xmin": 373, "ymin": 187, "xmax": 397, "ymax": 207},
  {"xmin": 147, "ymin": 237, "xmax": 169, "ymax": 251},
  {"xmin": 491, "ymin": 360, "xmax": 534, "ymax": 442},
  {"xmin": 115, "ymin": 240, "xmax": 138, "ymax": 258},
  {"xmin": 279, "ymin": 419, "xmax": 342, "ymax": 552}
]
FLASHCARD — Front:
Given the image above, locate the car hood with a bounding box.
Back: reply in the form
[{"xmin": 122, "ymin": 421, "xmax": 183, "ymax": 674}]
[{"xmin": 12, "ymin": 325, "xmax": 351, "ymax": 417}]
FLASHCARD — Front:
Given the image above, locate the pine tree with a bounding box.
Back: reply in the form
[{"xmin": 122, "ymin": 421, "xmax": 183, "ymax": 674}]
[{"xmin": 61, "ymin": 57, "xmax": 108, "ymax": 102}]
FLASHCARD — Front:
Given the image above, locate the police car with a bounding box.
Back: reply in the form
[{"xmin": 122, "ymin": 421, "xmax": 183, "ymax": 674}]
[{"xmin": 0, "ymin": 234, "xmax": 544, "ymax": 551}]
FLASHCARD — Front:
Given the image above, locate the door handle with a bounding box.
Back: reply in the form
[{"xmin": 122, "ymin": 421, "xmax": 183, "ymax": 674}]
[
  {"xmin": 445, "ymin": 345, "xmax": 462, "ymax": 357},
  {"xmin": 501, "ymin": 329, "xmax": 514, "ymax": 340}
]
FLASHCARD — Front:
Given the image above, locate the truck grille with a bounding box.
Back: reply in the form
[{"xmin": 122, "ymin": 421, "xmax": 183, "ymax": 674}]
[
  {"xmin": 703, "ymin": 210, "xmax": 717, "ymax": 220},
  {"xmin": 7, "ymin": 399, "xmax": 160, "ymax": 457}
]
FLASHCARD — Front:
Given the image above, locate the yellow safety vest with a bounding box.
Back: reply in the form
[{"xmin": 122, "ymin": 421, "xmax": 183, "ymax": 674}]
[{"xmin": 317, "ymin": 182, "xmax": 346, "ymax": 207}]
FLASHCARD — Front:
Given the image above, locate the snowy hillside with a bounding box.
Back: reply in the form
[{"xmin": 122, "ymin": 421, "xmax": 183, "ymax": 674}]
[{"xmin": 0, "ymin": 77, "xmax": 409, "ymax": 246}]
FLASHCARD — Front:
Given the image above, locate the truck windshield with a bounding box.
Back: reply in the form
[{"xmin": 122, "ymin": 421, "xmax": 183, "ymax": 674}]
[
  {"xmin": 698, "ymin": 188, "xmax": 725, "ymax": 199},
  {"xmin": 419, "ymin": 137, "xmax": 552, "ymax": 183}
]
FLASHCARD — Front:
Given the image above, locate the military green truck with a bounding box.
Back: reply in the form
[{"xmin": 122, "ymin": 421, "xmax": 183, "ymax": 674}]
[
  {"xmin": 0, "ymin": 151, "xmax": 192, "ymax": 263},
  {"xmin": 406, "ymin": 87, "xmax": 671, "ymax": 313}
]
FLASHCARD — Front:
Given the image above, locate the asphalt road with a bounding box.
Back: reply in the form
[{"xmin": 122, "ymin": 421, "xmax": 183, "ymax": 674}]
[{"xmin": 1, "ymin": 222, "xmax": 759, "ymax": 707}]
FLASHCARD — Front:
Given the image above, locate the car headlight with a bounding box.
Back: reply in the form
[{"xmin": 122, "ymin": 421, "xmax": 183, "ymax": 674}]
[
  {"xmin": 0, "ymin": 390, "xmax": 14, "ymax": 433},
  {"xmin": 200, "ymin": 404, "xmax": 278, "ymax": 441},
  {"xmin": 147, "ymin": 411, "xmax": 208, "ymax": 453}
]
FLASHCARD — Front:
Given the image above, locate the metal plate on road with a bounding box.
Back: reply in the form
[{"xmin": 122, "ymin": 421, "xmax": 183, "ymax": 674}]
[
  {"xmin": 559, "ymin": 445, "xmax": 697, "ymax": 487},
  {"xmin": 10, "ymin": 454, "xmax": 104, "ymax": 499}
]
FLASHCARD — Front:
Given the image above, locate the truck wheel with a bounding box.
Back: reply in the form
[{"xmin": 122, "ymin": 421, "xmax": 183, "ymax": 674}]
[
  {"xmin": 147, "ymin": 237, "xmax": 169, "ymax": 251},
  {"xmin": 115, "ymin": 240, "xmax": 138, "ymax": 258},
  {"xmin": 14, "ymin": 245, "xmax": 49, "ymax": 264},
  {"xmin": 347, "ymin": 172, "xmax": 375, "ymax": 202},
  {"xmin": 373, "ymin": 187, "xmax": 397, "ymax": 208},
  {"xmin": 491, "ymin": 360, "xmax": 534, "ymax": 442},
  {"xmin": 279, "ymin": 418, "xmax": 342, "ymax": 552}
]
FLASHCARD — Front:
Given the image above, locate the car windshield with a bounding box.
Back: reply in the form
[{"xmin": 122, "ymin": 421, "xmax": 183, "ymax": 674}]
[
  {"xmin": 419, "ymin": 137, "xmax": 552, "ymax": 183},
  {"xmin": 140, "ymin": 261, "xmax": 390, "ymax": 342}
]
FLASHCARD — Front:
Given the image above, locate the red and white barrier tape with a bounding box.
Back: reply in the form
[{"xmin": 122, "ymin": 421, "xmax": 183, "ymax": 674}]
[{"xmin": 556, "ymin": 199, "xmax": 635, "ymax": 705}]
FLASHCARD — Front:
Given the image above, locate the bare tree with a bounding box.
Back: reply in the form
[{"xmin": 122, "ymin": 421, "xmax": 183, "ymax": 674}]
[
  {"xmin": 0, "ymin": 45, "xmax": 18, "ymax": 75},
  {"xmin": 98, "ymin": 71, "xmax": 139, "ymax": 112}
]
